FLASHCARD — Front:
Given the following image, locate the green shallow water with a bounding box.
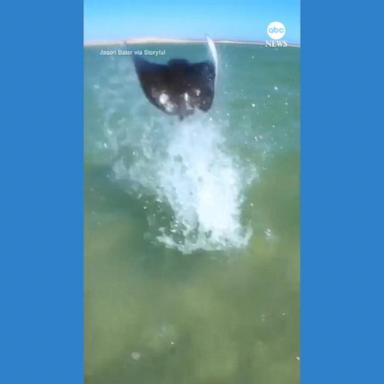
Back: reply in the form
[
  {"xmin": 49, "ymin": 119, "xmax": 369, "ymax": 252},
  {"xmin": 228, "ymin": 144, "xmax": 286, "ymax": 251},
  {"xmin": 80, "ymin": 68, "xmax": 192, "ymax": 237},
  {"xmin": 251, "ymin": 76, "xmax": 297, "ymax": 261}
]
[{"xmin": 85, "ymin": 43, "xmax": 300, "ymax": 384}]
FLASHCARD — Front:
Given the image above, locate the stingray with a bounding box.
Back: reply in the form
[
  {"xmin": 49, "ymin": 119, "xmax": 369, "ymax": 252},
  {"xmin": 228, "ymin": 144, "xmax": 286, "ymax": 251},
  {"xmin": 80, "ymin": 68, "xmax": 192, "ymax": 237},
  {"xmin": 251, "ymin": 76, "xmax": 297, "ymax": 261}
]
[{"xmin": 133, "ymin": 38, "xmax": 218, "ymax": 120}]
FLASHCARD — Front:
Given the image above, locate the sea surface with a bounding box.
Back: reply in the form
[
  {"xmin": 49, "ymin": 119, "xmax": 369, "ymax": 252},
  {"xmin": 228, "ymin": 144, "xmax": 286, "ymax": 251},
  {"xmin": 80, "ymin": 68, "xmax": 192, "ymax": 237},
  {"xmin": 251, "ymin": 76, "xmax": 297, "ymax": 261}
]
[{"xmin": 84, "ymin": 42, "xmax": 300, "ymax": 384}]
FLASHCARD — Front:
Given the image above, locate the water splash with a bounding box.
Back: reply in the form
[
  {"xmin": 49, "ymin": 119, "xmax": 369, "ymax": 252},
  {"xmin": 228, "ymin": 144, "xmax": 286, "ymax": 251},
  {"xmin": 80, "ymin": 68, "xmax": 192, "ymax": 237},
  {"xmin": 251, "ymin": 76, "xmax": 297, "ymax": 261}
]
[{"xmin": 111, "ymin": 114, "xmax": 255, "ymax": 254}]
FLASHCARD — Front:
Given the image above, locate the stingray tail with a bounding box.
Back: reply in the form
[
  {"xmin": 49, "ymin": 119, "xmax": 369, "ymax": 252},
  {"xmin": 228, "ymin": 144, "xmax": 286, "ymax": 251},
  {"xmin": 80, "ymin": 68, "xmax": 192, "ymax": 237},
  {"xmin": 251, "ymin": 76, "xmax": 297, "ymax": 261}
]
[{"xmin": 206, "ymin": 36, "xmax": 218, "ymax": 83}]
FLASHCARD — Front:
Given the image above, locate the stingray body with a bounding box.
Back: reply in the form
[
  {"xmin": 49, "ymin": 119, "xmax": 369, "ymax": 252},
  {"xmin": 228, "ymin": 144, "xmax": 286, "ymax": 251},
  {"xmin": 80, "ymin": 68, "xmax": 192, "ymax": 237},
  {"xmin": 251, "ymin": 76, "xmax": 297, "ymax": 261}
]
[{"xmin": 133, "ymin": 40, "xmax": 217, "ymax": 120}]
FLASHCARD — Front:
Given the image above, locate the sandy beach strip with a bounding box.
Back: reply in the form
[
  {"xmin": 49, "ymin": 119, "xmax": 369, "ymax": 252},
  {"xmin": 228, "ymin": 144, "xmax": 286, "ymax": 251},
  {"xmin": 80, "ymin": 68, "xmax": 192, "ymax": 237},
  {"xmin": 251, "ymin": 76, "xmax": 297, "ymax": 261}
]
[{"xmin": 84, "ymin": 37, "xmax": 300, "ymax": 48}]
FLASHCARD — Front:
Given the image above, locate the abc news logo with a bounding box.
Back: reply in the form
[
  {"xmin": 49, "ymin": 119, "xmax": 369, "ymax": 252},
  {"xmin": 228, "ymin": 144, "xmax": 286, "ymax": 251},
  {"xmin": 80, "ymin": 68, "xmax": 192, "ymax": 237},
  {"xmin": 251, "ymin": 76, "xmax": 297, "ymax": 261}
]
[{"xmin": 266, "ymin": 21, "xmax": 288, "ymax": 47}]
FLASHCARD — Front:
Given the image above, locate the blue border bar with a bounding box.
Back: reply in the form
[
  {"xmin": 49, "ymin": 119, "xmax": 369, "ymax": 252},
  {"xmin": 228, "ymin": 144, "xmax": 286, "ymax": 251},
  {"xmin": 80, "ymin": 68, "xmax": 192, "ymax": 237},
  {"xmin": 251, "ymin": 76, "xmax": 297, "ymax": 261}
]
[
  {"xmin": 0, "ymin": 1, "xmax": 83, "ymax": 383},
  {"xmin": 302, "ymin": 1, "xmax": 384, "ymax": 383}
]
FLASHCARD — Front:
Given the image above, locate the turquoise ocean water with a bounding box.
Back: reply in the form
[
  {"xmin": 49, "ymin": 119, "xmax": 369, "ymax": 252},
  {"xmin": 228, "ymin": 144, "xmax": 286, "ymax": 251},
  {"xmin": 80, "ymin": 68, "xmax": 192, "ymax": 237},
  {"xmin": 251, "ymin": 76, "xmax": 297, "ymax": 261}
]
[{"xmin": 85, "ymin": 43, "xmax": 300, "ymax": 384}]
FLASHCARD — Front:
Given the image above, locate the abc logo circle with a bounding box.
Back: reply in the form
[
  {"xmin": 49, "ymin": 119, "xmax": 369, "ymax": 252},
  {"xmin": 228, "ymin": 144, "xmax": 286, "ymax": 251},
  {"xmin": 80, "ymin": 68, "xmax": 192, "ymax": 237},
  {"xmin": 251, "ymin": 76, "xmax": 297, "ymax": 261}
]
[{"xmin": 267, "ymin": 21, "xmax": 286, "ymax": 40}]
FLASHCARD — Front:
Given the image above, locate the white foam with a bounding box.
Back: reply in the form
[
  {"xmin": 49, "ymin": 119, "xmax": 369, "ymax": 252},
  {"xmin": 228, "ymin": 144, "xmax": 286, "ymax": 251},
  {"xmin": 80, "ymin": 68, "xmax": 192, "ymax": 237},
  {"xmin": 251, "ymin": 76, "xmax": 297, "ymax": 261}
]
[{"xmin": 112, "ymin": 115, "xmax": 255, "ymax": 254}]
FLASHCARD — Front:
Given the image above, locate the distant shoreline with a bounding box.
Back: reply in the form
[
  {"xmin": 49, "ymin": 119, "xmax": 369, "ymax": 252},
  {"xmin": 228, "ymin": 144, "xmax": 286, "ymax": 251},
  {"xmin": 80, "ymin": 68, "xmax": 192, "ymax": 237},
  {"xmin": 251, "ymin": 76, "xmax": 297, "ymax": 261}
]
[{"xmin": 84, "ymin": 37, "xmax": 300, "ymax": 48}]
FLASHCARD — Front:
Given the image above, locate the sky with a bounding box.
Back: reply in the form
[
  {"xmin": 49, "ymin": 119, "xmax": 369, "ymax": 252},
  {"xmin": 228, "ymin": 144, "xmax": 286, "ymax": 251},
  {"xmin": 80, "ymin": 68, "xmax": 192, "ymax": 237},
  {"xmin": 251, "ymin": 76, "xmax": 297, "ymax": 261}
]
[{"xmin": 84, "ymin": 0, "xmax": 300, "ymax": 44}]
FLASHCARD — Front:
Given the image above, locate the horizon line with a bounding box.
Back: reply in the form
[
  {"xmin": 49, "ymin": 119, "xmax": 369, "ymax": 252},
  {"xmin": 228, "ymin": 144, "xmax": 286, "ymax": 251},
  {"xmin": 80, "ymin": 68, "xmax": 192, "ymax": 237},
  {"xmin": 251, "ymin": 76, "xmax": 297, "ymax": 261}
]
[{"xmin": 84, "ymin": 37, "xmax": 300, "ymax": 48}]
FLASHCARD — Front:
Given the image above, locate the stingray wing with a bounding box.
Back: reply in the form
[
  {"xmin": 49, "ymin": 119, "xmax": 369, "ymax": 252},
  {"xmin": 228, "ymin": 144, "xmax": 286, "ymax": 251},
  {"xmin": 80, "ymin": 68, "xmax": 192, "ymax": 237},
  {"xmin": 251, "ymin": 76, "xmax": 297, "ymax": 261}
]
[
  {"xmin": 187, "ymin": 61, "xmax": 215, "ymax": 112},
  {"xmin": 133, "ymin": 56, "xmax": 172, "ymax": 114}
]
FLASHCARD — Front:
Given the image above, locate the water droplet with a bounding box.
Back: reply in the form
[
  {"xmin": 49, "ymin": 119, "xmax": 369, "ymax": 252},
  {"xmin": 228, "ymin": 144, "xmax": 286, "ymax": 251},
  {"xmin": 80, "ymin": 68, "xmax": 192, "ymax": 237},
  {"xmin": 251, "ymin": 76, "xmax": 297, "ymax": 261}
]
[
  {"xmin": 264, "ymin": 228, "xmax": 273, "ymax": 239},
  {"xmin": 131, "ymin": 352, "xmax": 141, "ymax": 361}
]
